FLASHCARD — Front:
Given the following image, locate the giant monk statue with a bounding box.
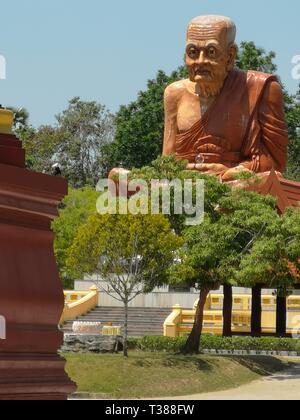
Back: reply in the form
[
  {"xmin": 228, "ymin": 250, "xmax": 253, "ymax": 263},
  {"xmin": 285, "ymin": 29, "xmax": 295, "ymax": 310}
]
[{"xmin": 163, "ymin": 15, "xmax": 288, "ymax": 181}]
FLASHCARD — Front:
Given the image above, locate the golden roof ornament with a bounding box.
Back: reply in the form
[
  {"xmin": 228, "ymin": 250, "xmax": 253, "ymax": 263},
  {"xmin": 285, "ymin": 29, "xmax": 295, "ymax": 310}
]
[{"xmin": 0, "ymin": 105, "xmax": 14, "ymax": 134}]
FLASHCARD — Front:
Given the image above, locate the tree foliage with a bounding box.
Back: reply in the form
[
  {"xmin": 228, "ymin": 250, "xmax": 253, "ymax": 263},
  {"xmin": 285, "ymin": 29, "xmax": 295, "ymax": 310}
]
[
  {"xmin": 52, "ymin": 187, "xmax": 100, "ymax": 288},
  {"xmin": 18, "ymin": 97, "xmax": 115, "ymax": 187},
  {"xmin": 55, "ymin": 97, "xmax": 115, "ymax": 186},
  {"xmin": 129, "ymin": 155, "xmax": 229, "ymax": 234},
  {"xmin": 236, "ymin": 41, "xmax": 277, "ymax": 74},
  {"xmin": 66, "ymin": 212, "xmax": 182, "ymax": 355},
  {"xmin": 19, "ymin": 125, "xmax": 64, "ymax": 173},
  {"xmin": 67, "ymin": 212, "xmax": 181, "ymax": 289},
  {"xmin": 169, "ymin": 186, "xmax": 281, "ymax": 353},
  {"xmin": 285, "ymin": 89, "xmax": 300, "ymax": 181},
  {"xmin": 103, "ymin": 67, "xmax": 188, "ymax": 170},
  {"xmin": 237, "ymin": 207, "xmax": 300, "ymax": 293},
  {"xmin": 9, "ymin": 107, "xmax": 30, "ymax": 131}
]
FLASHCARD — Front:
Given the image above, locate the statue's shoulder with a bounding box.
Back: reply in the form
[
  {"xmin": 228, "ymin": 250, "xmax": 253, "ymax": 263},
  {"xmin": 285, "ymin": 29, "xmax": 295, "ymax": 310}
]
[
  {"xmin": 164, "ymin": 79, "xmax": 188, "ymax": 98},
  {"xmin": 244, "ymin": 70, "xmax": 282, "ymax": 100},
  {"xmin": 232, "ymin": 69, "xmax": 283, "ymax": 109},
  {"xmin": 231, "ymin": 69, "xmax": 280, "ymax": 98},
  {"xmin": 245, "ymin": 69, "xmax": 278, "ymax": 85},
  {"xmin": 164, "ymin": 80, "xmax": 188, "ymax": 111}
]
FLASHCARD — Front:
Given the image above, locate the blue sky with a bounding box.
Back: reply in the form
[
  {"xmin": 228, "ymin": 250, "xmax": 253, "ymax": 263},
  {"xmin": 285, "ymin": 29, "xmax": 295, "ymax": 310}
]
[{"xmin": 0, "ymin": 0, "xmax": 299, "ymax": 127}]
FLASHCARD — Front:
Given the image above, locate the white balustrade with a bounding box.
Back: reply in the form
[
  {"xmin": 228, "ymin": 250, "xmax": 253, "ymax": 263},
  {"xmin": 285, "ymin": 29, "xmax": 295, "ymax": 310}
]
[{"xmin": 72, "ymin": 321, "xmax": 102, "ymax": 335}]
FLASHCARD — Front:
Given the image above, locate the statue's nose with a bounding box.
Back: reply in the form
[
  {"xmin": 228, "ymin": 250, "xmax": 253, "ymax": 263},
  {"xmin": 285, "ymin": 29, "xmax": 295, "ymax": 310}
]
[{"xmin": 196, "ymin": 51, "xmax": 206, "ymax": 64}]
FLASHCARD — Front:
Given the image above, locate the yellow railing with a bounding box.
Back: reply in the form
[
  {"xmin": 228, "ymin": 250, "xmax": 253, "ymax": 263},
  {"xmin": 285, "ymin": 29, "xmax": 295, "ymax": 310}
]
[
  {"xmin": 59, "ymin": 286, "xmax": 99, "ymax": 325},
  {"xmin": 102, "ymin": 326, "xmax": 122, "ymax": 336},
  {"xmin": 164, "ymin": 293, "xmax": 300, "ymax": 337}
]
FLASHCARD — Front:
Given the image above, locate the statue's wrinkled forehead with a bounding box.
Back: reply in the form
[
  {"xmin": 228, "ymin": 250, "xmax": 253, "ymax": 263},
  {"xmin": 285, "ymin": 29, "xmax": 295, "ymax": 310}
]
[{"xmin": 187, "ymin": 15, "xmax": 236, "ymax": 44}]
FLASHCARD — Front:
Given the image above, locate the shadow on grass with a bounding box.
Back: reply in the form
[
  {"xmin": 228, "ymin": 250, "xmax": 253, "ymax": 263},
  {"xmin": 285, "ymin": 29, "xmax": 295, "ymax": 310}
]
[
  {"xmin": 165, "ymin": 355, "xmax": 213, "ymax": 372},
  {"xmin": 226, "ymin": 356, "xmax": 297, "ymax": 377},
  {"xmin": 133, "ymin": 354, "xmax": 213, "ymax": 372},
  {"xmin": 131, "ymin": 353, "xmax": 294, "ymax": 376},
  {"xmin": 266, "ymin": 364, "xmax": 300, "ymax": 381}
]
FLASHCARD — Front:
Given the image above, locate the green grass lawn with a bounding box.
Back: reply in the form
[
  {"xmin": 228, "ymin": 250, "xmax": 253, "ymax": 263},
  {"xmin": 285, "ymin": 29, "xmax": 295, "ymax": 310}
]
[{"xmin": 64, "ymin": 352, "xmax": 292, "ymax": 399}]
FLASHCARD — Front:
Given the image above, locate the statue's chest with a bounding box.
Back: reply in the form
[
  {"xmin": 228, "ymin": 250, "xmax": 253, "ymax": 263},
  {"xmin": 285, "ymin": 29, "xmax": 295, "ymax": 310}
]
[
  {"xmin": 177, "ymin": 91, "xmax": 251, "ymax": 150},
  {"xmin": 177, "ymin": 94, "xmax": 213, "ymax": 133}
]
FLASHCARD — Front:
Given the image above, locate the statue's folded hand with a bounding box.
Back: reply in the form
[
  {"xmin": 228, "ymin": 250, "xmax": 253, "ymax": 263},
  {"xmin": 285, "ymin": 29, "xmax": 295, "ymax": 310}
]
[
  {"xmin": 108, "ymin": 167, "xmax": 132, "ymax": 197},
  {"xmin": 108, "ymin": 167, "xmax": 131, "ymax": 181},
  {"xmin": 187, "ymin": 163, "xmax": 229, "ymax": 175},
  {"xmin": 186, "ymin": 163, "xmax": 254, "ymax": 182},
  {"xmin": 221, "ymin": 166, "xmax": 253, "ymax": 182}
]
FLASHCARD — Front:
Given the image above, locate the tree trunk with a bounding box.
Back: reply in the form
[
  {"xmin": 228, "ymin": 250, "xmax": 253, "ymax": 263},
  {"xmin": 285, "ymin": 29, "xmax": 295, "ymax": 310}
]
[
  {"xmin": 251, "ymin": 284, "xmax": 262, "ymax": 337},
  {"xmin": 276, "ymin": 295, "xmax": 287, "ymax": 337},
  {"xmin": 123, "ymin": 302, "xmax": 129, "ymax": 357},
  {"xmin": 223, "ymin": 284, "xmax": 233, "ymax": 337},
  {"xmin": 182, "ymin": 287, "xmax": 210, "ymax": 355}
]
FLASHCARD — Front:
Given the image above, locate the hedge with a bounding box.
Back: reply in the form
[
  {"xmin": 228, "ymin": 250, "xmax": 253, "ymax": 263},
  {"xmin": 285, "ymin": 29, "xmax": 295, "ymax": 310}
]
[{"xmin": 127, "ymin": 335, "xmax": 300, "ymax": 354}]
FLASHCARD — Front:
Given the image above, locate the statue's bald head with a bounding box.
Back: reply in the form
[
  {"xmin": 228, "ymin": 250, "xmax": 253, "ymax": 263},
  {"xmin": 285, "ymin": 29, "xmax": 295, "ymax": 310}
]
[{"xmin": 187, "ymin": 15, "xmax": 236, "ymax": 47}]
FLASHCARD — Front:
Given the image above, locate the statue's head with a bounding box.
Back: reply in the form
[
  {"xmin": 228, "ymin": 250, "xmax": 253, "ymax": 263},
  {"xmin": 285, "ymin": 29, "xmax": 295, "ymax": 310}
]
[{"xmin": 186, "ymin": 15, "xmax": 238, "ymax": 97}]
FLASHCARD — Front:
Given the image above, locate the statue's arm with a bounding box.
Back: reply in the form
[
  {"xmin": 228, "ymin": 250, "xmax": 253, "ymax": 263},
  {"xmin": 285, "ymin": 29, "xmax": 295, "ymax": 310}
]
[
  {"xmin": 163, "ymin": 84, "xmax": 179, "ymax": 156},
  {"xmin": 257, "ymin": 80, "xmax": 289, "ymax": 172},
  {"xmin": 223, "ymin": 80, "xmax": 289, "ymax": 180}
]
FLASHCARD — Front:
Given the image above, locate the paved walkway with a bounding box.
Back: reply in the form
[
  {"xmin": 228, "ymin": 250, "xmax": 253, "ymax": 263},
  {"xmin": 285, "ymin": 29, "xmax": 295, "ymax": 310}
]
[{"xmin": 165, "ymin": 363, "xmax": 300, "ymax": 400}]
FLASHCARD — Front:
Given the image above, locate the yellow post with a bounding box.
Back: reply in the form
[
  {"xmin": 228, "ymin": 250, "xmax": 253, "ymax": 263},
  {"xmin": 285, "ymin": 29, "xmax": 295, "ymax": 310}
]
[
  {"xmin": 89, "ymin": 285, "xmax": 99, "ymax": 307},
  {"xmin": 164, "ymin": 304, "xmax": 182, "ymax": 337},
  {"xmin": 59, "ymin": 287, "xmax": 99, "ymax": 325},
  {"xmin": 242, "ymin": 295, "xmax": 249, "ymax": 311}
]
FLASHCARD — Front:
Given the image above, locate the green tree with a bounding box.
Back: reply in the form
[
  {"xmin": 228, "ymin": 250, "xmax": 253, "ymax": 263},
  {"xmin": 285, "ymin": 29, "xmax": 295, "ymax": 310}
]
[
  {"xmin": 124, "ymin": 156, "xmax": 240, "ymax": 352},
  {"xmin": 7, "ymin": 106, "xmax": 30, "ymax": 131},
  {"xmin": 67, "ymin": 212, "xmax": 182, "ymax": 356},
  {"xmin": 236, "ymin": 41, "xmax": 277, "ymax": 73},
  {"xmin": 56, "ymin": 97, "xmax": 115, "ymax": 187},
  {"xmin": 171, "ymin": 187, "xmax": 280, "ymax": 354},
  {"xmin": 285, "ymin": 89, "xmax": 300, "ymax": 181},
  {"xmin": 52, "ymin": 187, "xmax": 100, "ymax": 288},
  {"xmin": 171, "ymin": 217, "xmax": 240, "ymax": 354},
  {"xmin": 237, "ymin": 206, "xmax": 300, "ymax": 336},
  {"xmin": 236, "ymin": 207, "xmax": 299, "ymax": 291},
  {"xmin": 19, "ymin": 125, "xmax": 65, "ymax": 173},
  {"xmin": 129, "ymin": 155, "xmax": 229, "ymax": 234},
  {"xmin": 103, "ymin": 67, "xmax": 188, "ymax": 170},
  {"xmin": 18, "ymin": 98, "xmax": 115, "ymax": 186}
]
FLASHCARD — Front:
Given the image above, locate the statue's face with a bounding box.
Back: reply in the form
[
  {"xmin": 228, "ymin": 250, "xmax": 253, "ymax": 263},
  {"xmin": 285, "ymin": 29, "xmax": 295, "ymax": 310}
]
[{"xmin": 185, "ymin": 27, "xmax": 233, "ymax": 96}]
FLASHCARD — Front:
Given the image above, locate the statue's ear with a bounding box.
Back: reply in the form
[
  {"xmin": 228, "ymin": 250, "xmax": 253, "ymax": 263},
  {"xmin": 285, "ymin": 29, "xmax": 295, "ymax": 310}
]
[{"xmin": 227, "ymin": 43, "xmax": 238, "ymax": 71}]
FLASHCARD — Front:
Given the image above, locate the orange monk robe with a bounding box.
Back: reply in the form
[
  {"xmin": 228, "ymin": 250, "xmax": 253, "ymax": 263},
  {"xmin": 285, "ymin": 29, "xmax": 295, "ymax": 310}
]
[{"xmin": 176, "ymin": 69, "xmax": 288, "ymax": 173}]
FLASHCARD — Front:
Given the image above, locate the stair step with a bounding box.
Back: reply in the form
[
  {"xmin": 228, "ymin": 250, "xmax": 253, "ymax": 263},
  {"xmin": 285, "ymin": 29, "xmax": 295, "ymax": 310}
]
[
  {"xmin": 62, "ymin": 307, "xmax": 171, "ymax": 336},
  {"xmin": 75, "ymin": 318, "xmax": 166, "ymax": 322}
]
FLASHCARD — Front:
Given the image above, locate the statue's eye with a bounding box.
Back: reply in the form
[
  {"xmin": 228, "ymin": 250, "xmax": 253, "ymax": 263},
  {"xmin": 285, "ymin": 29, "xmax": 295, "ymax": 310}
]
[
  {"xmin": 207, "ymin": 47, "xmax": 216, "ymax": 59},
  {"xmin": 187, "ymin": 46, "xmax": 199, "ymax": 59}
]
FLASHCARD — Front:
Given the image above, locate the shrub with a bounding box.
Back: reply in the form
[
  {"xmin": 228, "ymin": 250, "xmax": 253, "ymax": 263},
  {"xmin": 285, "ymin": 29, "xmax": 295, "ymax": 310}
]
[
  {"xmin": 127, "ymin": 337, "xmax": 142, "ymax": 350},
  {"xmin": 128, "ymin": 335, "xmax": 300, "ymax": 354},
  {"xmin": 128, "ymin": 336, "xmax": 186, "ymax": 352}
]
